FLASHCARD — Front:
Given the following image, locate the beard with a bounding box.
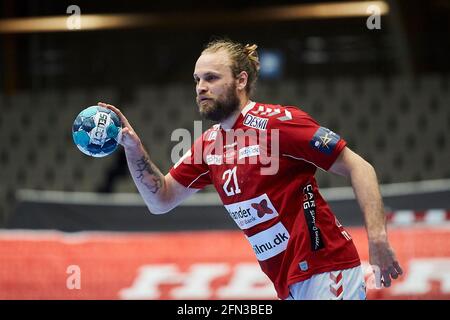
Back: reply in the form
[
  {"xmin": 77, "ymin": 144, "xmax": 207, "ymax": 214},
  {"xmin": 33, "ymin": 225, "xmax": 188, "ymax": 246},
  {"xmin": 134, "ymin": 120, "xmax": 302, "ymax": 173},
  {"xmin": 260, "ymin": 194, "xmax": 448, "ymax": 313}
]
[{"xmin": 197, "ymin": 83, "xmax": 240, "ymax": 122}]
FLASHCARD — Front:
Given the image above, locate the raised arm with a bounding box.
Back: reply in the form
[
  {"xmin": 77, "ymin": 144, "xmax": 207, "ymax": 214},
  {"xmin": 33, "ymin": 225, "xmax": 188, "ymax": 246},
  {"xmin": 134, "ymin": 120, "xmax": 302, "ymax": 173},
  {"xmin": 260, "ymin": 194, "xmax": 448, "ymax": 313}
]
[
  {"xmin": 98, "ymin": 102, "xmax": 198, "ymax": 214},
  {"xmin": 329, "ymin": 146, "xmax": 403, "ymax": 287}
]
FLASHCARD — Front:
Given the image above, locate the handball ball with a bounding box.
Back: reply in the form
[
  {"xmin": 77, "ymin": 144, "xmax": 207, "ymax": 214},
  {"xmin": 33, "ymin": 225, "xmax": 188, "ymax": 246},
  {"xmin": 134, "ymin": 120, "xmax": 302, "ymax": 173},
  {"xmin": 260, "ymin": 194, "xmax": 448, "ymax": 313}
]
[{"xmin": 72, "ymin": 106, "xmax": 122, "ymax": 157}]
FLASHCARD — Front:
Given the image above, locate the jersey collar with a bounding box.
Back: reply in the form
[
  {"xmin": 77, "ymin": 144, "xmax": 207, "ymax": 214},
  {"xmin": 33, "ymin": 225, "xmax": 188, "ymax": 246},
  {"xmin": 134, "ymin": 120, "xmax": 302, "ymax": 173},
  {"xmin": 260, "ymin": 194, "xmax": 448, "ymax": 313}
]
[{"xmin": 241, "ymin": 100, "xmax": 256, "ymax": 117}]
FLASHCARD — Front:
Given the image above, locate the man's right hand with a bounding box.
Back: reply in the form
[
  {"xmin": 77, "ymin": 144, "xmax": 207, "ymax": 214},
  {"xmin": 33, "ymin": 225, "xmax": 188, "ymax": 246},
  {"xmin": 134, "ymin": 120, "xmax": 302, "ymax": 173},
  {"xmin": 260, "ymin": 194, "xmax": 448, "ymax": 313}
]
[
  {"xmin": 97, "ymin": 101, "xmax": 199, "ymax": 214},
  {"xmin": 98, "ymin": 102, "xmax": 142, "ymax": 152}
]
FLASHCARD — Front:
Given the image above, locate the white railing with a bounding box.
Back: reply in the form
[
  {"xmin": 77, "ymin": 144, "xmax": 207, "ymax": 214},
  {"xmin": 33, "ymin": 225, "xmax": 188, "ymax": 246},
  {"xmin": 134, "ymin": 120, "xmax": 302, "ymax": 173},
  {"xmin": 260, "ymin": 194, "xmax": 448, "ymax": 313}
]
[{"xmin": 16, "ymin": 179, "xmax": 450, "ymax": 206}]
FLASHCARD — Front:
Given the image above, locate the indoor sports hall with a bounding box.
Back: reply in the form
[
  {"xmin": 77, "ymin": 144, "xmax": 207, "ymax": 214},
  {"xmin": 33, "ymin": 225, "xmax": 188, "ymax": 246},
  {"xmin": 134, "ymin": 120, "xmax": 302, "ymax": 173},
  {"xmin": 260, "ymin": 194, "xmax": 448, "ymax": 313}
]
[{"xmin": 0, "ymin": 0, "xmax": 449, "ymax": 300}]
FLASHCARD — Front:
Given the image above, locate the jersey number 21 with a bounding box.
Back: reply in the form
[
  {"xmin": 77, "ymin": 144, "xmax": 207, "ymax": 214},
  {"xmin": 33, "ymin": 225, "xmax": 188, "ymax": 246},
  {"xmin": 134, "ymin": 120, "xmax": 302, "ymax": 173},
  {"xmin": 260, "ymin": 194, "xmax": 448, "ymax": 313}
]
[{"xmin": 222, "ymin": 167, "xmax": 241, "ymax": 196}]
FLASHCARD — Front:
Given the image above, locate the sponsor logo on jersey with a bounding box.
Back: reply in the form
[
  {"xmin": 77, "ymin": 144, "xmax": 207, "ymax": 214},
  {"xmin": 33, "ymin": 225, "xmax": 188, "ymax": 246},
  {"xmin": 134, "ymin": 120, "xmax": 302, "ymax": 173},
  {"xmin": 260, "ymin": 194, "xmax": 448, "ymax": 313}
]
[
  {"xmin": 302, "ymin": 183, "xmax": 325, "ymax": 251},
  {"xmin": 251, "ymin": 199, "xmax": 273, "ymax": 218},
  {"xmin": 238, "ymin": 145, "xmax": 260, "ymax": 160},
  {"xmin": 246, "ymin": 222, "xmax": 290, "ymax": 261},
  {"xmin": 205, "ymin": 154, "xmax": 222, "ymax": 165},
  {"xmin": 206, "ymin": 147, "xmax": 262, "ymax": 165},
  {"xmin": 299, "ymin": 260, "xmax": 309, "ymax": 271},
  {"xmin": 224, "ymin": 194, "xmax": 278, "ymax": 230},
  {"xmin": 310, "ymin": 127, "xmax": 340, "ymax": 155},
  {"xmin": 243, "ymin": 114, "xmax": 268, "ymax": 130}
]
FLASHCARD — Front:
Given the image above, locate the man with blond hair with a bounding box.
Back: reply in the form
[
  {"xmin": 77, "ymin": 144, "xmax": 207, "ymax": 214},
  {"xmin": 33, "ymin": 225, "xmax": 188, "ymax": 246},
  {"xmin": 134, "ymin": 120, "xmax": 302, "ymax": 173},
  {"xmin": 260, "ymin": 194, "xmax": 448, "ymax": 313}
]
[{"xmin": 99, "ymin": 38, "xmax": 402, "ymax": 300}]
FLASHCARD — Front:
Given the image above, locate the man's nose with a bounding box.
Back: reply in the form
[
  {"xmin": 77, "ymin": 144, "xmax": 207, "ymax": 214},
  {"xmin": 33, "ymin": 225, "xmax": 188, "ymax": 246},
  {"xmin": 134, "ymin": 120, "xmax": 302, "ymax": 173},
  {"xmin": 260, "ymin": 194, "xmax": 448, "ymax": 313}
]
[{"xmin": 196, "ymin": 80, "xmax": 208, "ymax": 95}]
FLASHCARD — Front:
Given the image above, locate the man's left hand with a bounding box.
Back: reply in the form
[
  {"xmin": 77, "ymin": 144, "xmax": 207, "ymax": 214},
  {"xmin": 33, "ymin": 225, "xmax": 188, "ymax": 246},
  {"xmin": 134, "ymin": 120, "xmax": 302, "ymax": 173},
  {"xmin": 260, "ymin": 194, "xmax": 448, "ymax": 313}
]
[{"xmin": 369, "ymin": 239, "xmax": 403, "ymax": 288}]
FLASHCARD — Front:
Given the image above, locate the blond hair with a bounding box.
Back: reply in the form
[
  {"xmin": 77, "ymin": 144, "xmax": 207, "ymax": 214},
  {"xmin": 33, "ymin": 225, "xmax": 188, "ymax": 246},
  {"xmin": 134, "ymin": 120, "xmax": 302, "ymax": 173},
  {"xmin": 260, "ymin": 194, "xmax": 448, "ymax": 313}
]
[{"xmin": 202, "ymin": 39, "xmax": 260, "ymax": 97}]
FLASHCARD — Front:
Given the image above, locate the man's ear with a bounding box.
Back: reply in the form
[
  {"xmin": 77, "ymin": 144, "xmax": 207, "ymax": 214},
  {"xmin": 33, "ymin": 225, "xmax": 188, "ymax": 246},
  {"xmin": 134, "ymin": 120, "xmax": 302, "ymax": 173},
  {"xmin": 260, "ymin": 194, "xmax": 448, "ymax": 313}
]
[{"xmin": 236, "ymin": 71, "xmax": 248, "ymax": 91}]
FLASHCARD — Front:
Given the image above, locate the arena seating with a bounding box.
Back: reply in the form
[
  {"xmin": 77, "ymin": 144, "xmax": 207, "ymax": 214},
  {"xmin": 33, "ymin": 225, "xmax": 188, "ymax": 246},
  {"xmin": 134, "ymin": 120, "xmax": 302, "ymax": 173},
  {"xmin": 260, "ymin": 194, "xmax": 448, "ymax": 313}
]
[{"xmin": 0, "ymin": 75, "xmax": 449, "ymax": 223}]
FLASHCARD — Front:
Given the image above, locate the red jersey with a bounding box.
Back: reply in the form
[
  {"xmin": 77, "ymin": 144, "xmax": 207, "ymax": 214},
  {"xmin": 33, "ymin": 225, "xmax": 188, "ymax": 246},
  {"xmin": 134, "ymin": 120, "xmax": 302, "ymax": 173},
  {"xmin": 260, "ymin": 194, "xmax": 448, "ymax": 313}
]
[{"xmin": 169, "ymin": 101, "xmax": 361, "ymax": 299}]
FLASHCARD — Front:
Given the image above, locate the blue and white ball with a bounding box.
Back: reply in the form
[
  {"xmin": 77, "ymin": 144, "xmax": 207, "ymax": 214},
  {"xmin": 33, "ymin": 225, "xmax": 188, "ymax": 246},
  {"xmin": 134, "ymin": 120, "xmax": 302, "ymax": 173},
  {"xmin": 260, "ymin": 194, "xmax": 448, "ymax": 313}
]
[{"xmin": 72, "ymin": 106, "xmax": 122, "ymax": 157}]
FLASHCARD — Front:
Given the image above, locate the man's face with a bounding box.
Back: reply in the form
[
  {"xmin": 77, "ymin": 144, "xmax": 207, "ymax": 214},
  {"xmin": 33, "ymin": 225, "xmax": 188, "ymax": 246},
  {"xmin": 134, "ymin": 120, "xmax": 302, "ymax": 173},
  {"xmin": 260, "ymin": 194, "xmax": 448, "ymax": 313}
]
[{"xmin": 193, "ymin": 50, "xmax": 240, "ymax": 122}]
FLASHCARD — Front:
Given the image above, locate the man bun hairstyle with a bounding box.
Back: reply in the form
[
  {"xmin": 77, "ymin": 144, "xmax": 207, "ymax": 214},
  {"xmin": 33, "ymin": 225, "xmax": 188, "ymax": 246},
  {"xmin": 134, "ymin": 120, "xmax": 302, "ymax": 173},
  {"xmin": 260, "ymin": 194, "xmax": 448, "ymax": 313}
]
[{"xmin": 203, "ymin": 38, "xmax": 260, "ymax": 97}]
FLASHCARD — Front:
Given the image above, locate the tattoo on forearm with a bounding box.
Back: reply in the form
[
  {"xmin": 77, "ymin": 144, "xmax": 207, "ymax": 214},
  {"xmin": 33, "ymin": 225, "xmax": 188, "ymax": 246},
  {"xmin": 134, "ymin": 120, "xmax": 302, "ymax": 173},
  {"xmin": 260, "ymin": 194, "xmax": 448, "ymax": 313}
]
[{"xmin": 135, "ymin": 155, "xmax": 163, "ymax": 194}]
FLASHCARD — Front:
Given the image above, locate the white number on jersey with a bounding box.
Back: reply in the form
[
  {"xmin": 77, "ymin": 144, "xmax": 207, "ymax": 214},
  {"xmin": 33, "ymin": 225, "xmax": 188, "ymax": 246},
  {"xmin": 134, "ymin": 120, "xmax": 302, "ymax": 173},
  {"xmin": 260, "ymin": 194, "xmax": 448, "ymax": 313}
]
[{"xmin": 222, "ymin": 167, "xmax": 241, "ymax": 196}]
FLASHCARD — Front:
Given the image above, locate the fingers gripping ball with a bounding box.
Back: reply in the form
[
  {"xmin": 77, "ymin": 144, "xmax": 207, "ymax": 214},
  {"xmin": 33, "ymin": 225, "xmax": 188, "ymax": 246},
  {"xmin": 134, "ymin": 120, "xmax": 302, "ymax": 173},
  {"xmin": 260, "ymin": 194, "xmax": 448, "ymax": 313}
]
[{"xmin": 72, "ymin": 106, "xmax": 122, "ymax": 157}]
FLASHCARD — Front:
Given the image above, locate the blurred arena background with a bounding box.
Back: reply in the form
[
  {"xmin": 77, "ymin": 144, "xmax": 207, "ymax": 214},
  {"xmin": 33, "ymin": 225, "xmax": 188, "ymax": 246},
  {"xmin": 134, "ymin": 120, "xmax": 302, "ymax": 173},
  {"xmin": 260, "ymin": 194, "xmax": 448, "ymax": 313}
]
[{"xmin": 0, "ymin": 0, "xmax": 449, "ymax": 299}]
